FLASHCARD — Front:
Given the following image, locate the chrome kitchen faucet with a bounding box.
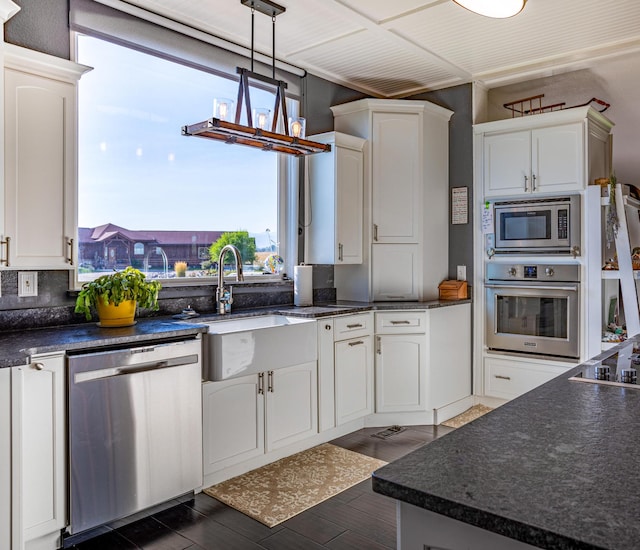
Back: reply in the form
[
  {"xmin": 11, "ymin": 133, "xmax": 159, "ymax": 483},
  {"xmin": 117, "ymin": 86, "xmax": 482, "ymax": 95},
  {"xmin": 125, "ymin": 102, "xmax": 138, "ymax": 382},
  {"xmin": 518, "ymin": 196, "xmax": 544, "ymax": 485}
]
[{"xmin": 216, "ymin": 244, "xmax": 244, "ymax": 314}]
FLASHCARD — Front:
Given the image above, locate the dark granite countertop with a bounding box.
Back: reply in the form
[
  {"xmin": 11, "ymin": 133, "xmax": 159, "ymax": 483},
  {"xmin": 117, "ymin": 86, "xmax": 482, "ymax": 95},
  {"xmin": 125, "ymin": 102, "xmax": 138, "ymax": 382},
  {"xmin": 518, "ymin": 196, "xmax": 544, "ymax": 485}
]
[
  {"xmin": 372, "ymin": 339, "xmax": 640, "ymax": 550},
  {"xmin": 0, "ymin": 299, "xmax": 470, "ymax": 368}
]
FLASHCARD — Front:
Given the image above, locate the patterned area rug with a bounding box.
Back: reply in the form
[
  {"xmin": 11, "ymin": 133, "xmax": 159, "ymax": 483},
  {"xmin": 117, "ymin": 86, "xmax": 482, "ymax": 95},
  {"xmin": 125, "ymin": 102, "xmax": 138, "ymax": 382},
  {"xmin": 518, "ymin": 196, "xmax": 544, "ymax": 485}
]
[
  {"xmin": 204, "ymin": 443, "xmax": 387, "ymax": 527},
  {"xmin": 440, "ymin": 404, "xmax": 494, "ymax": 428}
]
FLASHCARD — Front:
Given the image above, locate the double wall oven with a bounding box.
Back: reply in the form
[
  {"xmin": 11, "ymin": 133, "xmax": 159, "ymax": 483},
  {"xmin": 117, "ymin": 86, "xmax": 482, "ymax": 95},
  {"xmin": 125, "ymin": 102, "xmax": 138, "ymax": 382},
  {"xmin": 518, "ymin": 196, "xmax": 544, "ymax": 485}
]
[{"xmin": 485, "ymin": 263, "xmax": 580, "ymax": 360}]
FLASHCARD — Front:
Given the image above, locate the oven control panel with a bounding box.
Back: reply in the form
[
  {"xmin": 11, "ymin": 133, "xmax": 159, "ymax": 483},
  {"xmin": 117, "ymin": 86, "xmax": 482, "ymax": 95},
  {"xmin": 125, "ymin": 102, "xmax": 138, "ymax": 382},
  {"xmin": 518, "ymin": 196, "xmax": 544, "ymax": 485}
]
[{"xmin": 486, "ymin": 263, "xmax": 580, "ymax": 282}]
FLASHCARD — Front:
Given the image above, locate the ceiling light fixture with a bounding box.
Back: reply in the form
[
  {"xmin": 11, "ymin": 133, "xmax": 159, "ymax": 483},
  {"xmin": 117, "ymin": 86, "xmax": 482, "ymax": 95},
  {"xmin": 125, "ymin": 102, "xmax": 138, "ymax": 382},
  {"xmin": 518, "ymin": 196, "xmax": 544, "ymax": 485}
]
[
  {"xmin": 453, "ymin": 0, "xmax": 527, "ymax": 18},
  {"xmin": 182, "ymin": 0, "xmax": 330, "ymax": 156}
]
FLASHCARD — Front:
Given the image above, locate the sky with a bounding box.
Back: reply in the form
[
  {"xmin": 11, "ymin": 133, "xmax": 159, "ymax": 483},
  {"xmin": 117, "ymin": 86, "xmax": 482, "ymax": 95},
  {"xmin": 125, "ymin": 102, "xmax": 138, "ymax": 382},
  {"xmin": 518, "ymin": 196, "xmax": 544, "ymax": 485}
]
[{"xmin": 76, "ymin": 35, "xmax": 279, "ymax": 248}]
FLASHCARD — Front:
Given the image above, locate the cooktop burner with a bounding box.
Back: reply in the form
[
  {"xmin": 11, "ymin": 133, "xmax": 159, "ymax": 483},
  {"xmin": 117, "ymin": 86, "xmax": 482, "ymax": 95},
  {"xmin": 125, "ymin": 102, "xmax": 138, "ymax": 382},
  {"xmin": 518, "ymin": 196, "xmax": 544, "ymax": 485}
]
[{"xmin": 569, "ymin": 341, "xmax": 640, "ymax": 389}]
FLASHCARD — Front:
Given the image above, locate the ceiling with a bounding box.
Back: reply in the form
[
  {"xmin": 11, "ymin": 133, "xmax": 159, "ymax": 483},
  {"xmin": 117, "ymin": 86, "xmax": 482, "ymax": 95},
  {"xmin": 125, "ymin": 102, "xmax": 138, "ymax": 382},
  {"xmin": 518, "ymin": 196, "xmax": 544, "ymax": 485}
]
[
  {"xmin": 119, "ymin": 0, "xmax": 640, "ymax": 98},
  {"xmin": 112, "ymin": 0, "xmax": 640, "ymax": 181}
]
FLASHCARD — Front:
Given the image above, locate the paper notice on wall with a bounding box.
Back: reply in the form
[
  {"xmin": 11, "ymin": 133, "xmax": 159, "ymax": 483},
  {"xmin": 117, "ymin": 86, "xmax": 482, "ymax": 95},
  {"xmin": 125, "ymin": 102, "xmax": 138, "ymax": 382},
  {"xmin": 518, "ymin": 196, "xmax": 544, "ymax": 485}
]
[
  {"xmin": 482, "ymin": 201, "xmax": 493, "ymax": 234},
  {"xmin": 451, "ymin": 187, "xmax": 468, "ymax": 225}
]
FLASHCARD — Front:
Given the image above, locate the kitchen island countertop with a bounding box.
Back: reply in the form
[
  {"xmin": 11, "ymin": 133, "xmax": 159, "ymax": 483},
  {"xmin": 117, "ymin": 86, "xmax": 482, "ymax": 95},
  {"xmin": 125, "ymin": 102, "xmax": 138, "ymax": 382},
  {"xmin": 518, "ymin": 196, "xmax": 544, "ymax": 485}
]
[
  {"xmin": 0, "ymin": 298, "xmax": 470, "ymax": 368},
  {"xmin": 372, "ymin": 338, "xmax": 640, "ymax": 550}
]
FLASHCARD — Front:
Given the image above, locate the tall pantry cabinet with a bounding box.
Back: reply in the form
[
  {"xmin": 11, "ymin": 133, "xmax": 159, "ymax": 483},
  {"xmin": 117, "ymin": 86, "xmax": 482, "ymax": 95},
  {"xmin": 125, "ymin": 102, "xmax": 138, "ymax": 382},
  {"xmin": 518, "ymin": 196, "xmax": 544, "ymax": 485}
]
[{"xmin": 330, "ymin": 99, "xmax": 453, "ymax": 302}]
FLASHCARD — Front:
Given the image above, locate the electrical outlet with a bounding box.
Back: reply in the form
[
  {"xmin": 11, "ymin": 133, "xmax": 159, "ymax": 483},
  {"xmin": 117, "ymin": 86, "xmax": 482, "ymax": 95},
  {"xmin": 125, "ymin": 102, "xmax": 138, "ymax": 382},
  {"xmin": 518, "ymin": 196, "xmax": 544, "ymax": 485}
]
[
  {"xmin": 18, "ymin": 272, "xmax": 37, "ymax": 297},
  {"xmin": 456, "ymin": 265, "xmax": 466, "ymax": 281}
]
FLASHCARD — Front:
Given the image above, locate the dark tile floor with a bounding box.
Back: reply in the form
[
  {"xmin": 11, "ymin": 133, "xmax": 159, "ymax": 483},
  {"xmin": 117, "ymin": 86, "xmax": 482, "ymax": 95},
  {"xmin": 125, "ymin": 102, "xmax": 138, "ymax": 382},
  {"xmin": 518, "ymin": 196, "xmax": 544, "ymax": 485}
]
[{"xmin": 67, "ymin": 424, "xmax": 454, "ymax": 550}]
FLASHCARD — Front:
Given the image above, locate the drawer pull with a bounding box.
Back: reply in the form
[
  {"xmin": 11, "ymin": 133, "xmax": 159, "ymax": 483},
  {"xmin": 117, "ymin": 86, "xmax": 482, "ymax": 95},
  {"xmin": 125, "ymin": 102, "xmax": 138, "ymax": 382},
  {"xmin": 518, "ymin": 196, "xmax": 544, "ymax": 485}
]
[
  {"xmin": 348, "ymin": 340, "xmax": 364, "ymax": 347},
  {"xmin": 376, "ymin": 336, "xmax": 381, "ymax": 355},
  {"xmin": 0, "ymin": 236, "xmax": 10, "ymax": 266},
  {"xmin": 338, "ymin": 243, "xmax": 343, "ymax": 261},
  {"xmin": 390, "ymin": 320, "xmax": 411, "ymax": 325},
  {"xmin": 373, "ymin": 224, "xmax": 379, "ymax": 241},
  {"xmin": 258, "ymin": 372, "xmax": 264, "ymax": 394},
  {"xmin": 32, "ymin": 362, "xmax": 44, "ymax": 371},
  {"xmin": 346, "ymin": 323, "xmax": 363, "ymax": 329},
  {"xmin": 494, "ymin": 374, "xmax": 511, "ymax": 381},
  {"xmin": 267, "ymin": 370, "xmax": 274, "ymax": 393}
]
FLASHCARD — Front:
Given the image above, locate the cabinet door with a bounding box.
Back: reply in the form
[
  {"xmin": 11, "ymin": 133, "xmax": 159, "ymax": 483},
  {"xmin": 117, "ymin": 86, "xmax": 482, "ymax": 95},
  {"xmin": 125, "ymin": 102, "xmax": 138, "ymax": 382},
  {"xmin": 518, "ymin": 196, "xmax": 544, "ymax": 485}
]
[
  {"xmin": 265, "ymin": 362, "xmax": 318, "ymax": 452},
  {"xmin": 371, "ymin": 112, "xmax": 421, "ymax": 243},
  {"xmin": 483, "ymin": 130, "xmax": 531, "ymax": 197},
  {"xmin": 5, "ymin": 69, "xmax": 76, "ymax": 268},
  {"xmin": 202, "ymin": 375, "xmax": 264, "ymax": 475},
  {"xmin": 376, "ymin": 334, "xmax": 427, "ymax": 413},
  {"xmin": 532, "ymin": 123, "xmax": 583, "ymax": 193},
  {"xmin": 317, "ymin": 319, "xmax": 336, "ymax": 432},
  {"xmin": 335, "ymin": 336, "xmax": 373, "ymax": 425},
  {"xmin": 0, "ymin": 369, "xmax": 9, "ymax": 550},
  {"xmin": 12, "ymin": 353, "xmax": 66, "ymax": 549},
  {"xmin": 335, "ymin": 144, "xmax": 364, "ymax": 263},
  {"xmin": 372, "ymin": 243, "xmax": 420, "ymax": 301}
]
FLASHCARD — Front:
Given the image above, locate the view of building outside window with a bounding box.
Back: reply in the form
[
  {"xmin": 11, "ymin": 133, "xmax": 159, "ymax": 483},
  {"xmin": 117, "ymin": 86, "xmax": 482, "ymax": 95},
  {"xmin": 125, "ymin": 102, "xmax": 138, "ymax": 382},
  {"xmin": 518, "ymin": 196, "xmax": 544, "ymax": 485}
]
[{"xmin": 76, "ymin": 35, "xmax": 283, "ymax": 281}]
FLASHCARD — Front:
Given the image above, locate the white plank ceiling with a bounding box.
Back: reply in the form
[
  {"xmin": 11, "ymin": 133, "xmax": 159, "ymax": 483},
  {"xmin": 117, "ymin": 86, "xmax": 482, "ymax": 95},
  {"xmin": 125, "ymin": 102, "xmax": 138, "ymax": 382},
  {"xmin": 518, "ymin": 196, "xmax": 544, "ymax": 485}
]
[{"xmin": 117, "ymin": 0, "xmax": 640, "ymax": 98}]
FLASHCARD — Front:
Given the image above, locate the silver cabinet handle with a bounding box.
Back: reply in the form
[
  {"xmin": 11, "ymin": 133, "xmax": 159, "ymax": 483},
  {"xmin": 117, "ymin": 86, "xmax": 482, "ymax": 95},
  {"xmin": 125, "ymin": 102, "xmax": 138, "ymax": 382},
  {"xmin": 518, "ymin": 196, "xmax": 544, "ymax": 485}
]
[
  {"xmin": 338, "ymin": 243, "xmax": 343, "ymax": 261},
  {"xmin": 390, "ymin": 320, "xmax": 411, "ymax": 325},
  {"xmin": 373, "ymin": 224, "xmax": 378, "ymax": 241},
  {"xmin": 346, "ymin": 323, "xmax": 363, "ymax": 329},
  {"xmin": 348, "ymin": 340, "xmax": 364, "ymax": 347},
  {"xmin": 267, "ymin": 370, "xmax": 274, "ymax": 393},
  {"xmin": 532, "ymin": 174, "xmax": 537, "ymax": 191},
  {"xmin": 32, "ymin": 362, "xmax": 44, "ymax": 371},
  {"xmin": 376, "ymin": 336, "xmax": 382, "ymax": 355},
  {"xmin": 0, "ymin": 236, "xmax": 10, "ymax": 266},
  {"xmin": 67, "ymin": 237, "xmax": 74, "ymax": 265},
  {"xmin": 495, "ymin": 374, "xmax": 511, "ymax": 381},
  {"xmin": 524, "ymin": 175, "xmax": 529, "ymax": 192},
  {"xmin": 258, "ymin": 372, "xmax": 264, "ymax": 394}
]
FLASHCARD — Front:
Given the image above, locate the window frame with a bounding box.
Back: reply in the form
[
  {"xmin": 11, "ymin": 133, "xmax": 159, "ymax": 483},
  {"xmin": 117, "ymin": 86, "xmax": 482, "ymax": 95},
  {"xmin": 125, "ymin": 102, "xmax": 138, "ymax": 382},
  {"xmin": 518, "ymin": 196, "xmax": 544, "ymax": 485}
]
[{"xmin": 71, "ymin": 30, "xmax": 300, "ymax": 289}]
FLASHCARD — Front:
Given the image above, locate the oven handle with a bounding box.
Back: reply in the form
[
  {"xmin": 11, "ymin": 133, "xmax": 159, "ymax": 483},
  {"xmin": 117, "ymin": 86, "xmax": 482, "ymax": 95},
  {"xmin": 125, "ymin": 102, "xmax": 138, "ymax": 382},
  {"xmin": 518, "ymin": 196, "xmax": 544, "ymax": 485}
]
[{"xmin": 485, "ymin": 283, "xmax": 579, "ymax": 292}]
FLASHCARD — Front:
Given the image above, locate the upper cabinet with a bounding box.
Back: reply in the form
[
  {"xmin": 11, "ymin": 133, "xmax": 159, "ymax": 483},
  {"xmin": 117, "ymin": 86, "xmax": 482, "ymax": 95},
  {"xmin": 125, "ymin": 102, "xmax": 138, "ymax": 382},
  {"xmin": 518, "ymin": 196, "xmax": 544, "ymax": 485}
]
[
  {"xmin": 477, "ymin": 107, "xmax": 613, "ymax": 199},
  {"xmin": 331, "ymin": 99, "xmax": 453, "ymax": 302},
  {"xmin": 306, "ymin": 132, "xmax": 366, "ymax": 265},
  {"xmin": 2, "ymin": 45, "xmax": 90, "ymax": 268},
  {"xmin": 371, "ymin": 111, "xmax": 421, "ymax": 243}
]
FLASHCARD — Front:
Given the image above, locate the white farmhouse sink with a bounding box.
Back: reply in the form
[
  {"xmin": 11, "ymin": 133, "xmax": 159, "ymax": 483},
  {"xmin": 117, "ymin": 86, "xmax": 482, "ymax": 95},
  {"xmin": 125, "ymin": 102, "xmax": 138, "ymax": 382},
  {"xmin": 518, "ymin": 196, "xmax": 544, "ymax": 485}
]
[{"xmin": 203, "ymin": 315, "xmax": 317, "ymax": 381}]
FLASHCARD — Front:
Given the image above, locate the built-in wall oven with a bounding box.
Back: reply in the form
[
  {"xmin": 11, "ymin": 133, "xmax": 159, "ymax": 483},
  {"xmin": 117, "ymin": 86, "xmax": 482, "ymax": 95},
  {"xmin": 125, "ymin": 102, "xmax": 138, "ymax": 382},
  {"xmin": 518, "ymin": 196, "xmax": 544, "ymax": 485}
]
[{"xmin": 486, "ymin": 263, "xmax": 580, "ymax": 359}]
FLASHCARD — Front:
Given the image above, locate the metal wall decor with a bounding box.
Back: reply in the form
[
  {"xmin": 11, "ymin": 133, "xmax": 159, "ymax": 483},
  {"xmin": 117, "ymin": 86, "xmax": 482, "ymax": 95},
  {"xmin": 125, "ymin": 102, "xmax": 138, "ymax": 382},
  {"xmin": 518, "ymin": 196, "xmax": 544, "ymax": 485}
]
[{"xmin": 182, "ymin": 0, "xmax": 330, "ymax": 156}]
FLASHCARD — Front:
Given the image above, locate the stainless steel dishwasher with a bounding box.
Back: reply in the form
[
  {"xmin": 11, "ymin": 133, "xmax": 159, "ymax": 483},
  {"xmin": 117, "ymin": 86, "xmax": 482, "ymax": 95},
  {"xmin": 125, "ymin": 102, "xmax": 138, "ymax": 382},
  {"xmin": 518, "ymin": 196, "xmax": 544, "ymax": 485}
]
[{"xmin": 67, "ymin": 336, "xmax": 203, "ymax": 536}]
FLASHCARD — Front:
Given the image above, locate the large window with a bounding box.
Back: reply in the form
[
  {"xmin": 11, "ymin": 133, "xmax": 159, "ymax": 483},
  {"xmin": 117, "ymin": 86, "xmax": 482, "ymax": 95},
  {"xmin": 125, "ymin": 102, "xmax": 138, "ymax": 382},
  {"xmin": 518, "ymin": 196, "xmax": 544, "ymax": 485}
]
[{"xmin": 76, "ymin": 34, "xmax": 294, "ymax": 282}]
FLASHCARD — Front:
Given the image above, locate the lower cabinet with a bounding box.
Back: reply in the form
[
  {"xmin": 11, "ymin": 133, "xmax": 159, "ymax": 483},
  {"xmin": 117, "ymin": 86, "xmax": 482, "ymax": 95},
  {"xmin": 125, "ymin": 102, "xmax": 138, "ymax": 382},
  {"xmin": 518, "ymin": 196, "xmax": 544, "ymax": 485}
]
[
  {"xmin": 375, "ymin": 311, "xmax": 428, "ymax": 413},
  {"xmin": 1, "ymin": 369, "xmax": 10, "ymax": 550},
  {"xmin": 484, "ymin": 355, "xmax": 574, "ymax": 400},
  {"xmin": 203, "ymin": 362, "xmax": 318, "ymax": 475},
  {"xmin": 11, "ymin": 352, "xmax": 66, "ymax": 550},
  {"xmin": 335, "ymin": 336, "xmax": 374, "ymax": 424}
]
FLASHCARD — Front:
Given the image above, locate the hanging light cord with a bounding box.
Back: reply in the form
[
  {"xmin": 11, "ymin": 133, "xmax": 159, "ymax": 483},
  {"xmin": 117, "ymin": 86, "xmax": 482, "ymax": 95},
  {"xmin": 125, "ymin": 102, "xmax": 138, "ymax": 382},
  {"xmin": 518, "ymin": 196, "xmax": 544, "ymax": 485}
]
[{"xmin": 250, "ymin": 7, "xmax": 255, "ymax": 72}]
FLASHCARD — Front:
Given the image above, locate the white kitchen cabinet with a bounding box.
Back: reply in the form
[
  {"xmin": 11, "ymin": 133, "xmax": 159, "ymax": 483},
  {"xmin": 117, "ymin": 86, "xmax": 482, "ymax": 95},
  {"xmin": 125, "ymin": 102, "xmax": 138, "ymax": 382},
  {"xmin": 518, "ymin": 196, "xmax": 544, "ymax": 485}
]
[
  {"xmin": 477, "ymin": 107, "xmax": 613, "ymax": 200},
  {"xmin": 306, "ymin": 132, "xmax": 366, "ymax": 264},
  {"xmin": 0, "ymin": 368, "xmax": 10, "ymax": 550},
  {"xmin": 371, "ymin": 244, "xmax": 420, "ymax": 301},
  {"xmin": 317, "ymin": 312, "xmax": 374, "ymax": 428},
  {"xmin": 2, "ymin": 44, "xmax": 89, "ymax": 268},
  {"xmin": 483, "ymin": 123, "xmax": 583, "ymax": 197},
  {"xmin": 202, "ymin": 362, "xmax": 317, "ymax": 475},
  {"xmin": 371, "ymin": 111, "xmax": 421, "ymax": 243},
  {"xmin": 374, "ymin": 311, "xmax": 428, "ymax": 413},
  {"xmin": 335, "ymin": 336, "xmax": 374, "ymax": 424},
  {"xmin": 484, "ymin": 355, "xmax": 574, "ymax": 400},
  {"xmin": 429, "ymin": 303, "xmax": 471, "ymax": 410},
  {"xmin": 332, "ymin": 99, "xmax": 453, "ymax": 302},
  {"xmin": 11, "ymin": 352, "xmax": 66, "ymax": 550}
]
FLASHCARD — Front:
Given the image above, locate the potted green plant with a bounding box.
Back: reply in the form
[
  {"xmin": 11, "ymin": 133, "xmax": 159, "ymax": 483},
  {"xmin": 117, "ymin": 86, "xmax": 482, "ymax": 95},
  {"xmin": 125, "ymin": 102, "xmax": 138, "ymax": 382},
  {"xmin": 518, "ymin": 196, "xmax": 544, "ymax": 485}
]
[{"xmin": 75, "ymin": 266, "xmax": 162, "ymax": 326}]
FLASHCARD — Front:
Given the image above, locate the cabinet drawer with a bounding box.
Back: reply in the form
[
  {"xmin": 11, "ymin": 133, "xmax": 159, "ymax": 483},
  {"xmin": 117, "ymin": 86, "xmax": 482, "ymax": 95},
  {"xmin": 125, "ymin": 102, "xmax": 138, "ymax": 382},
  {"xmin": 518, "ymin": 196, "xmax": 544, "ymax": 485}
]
[
  {"xmin": 334, "ymin": 313, "xmax": 373, "ymax": 341},
  {"xmin": 484, "ymin": 357, "xmax": 571, "ymax": 400},
  {"xmin": 375, "ymin": 311, "xmax": 426, "ymax": 334}
]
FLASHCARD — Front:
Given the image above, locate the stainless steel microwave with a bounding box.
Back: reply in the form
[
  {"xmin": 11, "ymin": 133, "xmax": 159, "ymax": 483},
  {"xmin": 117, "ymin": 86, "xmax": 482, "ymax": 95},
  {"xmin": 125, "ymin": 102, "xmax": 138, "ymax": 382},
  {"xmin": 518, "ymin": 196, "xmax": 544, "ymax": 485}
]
[{"xmin": 493, "ymin": 195, "xmax": 580, "ymax": 255}]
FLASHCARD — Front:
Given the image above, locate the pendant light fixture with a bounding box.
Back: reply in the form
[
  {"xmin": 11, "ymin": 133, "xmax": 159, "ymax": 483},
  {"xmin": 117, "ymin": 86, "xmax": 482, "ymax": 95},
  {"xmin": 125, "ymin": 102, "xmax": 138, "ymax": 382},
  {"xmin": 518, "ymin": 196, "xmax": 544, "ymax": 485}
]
[
  {"xmin": 182, "ymin": 0, "xmax": 330, "ymax": 156},
  {"xmin": 453, "ymin": 0, "xmax": 527, "ymax": 18}
]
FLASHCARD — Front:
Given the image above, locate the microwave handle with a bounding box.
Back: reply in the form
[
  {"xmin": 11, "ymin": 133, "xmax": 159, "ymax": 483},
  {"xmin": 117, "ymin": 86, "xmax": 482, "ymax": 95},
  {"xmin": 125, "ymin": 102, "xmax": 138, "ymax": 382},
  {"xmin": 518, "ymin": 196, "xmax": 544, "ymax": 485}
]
[{"xmin": 485, "ymin": 283, "xmax": 579, "ymax": 292}]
